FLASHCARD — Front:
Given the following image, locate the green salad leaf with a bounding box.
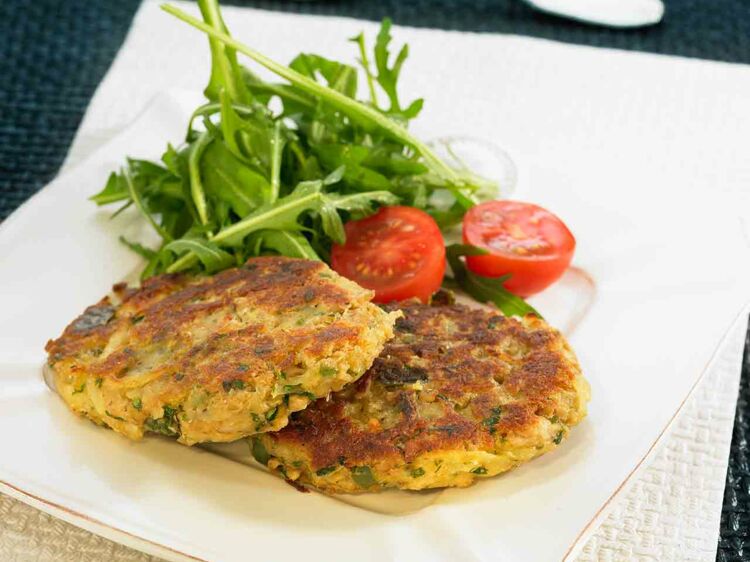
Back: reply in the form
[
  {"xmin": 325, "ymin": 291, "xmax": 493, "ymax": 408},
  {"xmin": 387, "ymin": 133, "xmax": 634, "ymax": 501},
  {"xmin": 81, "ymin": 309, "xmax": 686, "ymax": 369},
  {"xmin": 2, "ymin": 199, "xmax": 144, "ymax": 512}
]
[
  {"xmin": 446, "ymin": 244, "xmax": 540, "ymax": 318},
  {"xmin": 91, "ymin": 0, "xmax": 506, "ymax": 293},
  {"xmin": 373, "ymin": 18, "xmax": 424, "ymax": 120},
  {"xmin": 249, "ymin": 230, "xmax": 320, "ymax": 261}
]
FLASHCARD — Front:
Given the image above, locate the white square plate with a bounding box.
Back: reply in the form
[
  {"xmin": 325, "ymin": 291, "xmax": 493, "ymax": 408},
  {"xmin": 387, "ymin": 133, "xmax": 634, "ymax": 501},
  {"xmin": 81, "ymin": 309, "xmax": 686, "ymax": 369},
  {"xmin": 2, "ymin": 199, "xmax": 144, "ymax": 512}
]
[{"xmin": 2, "ymin": 3, "xmax": 750, "ymax": 560}]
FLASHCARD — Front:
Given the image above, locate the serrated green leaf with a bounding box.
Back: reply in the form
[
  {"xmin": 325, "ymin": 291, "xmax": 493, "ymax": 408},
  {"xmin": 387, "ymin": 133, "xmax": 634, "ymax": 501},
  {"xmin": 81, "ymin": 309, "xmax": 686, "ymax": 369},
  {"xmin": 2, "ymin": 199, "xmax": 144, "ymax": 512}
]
[
  {"xmin": 328, "ymin": 190, "xmax": 399, "ymax": 212},
  {"xmin": 446, "ymin": 244, "xmax": 540, "ymax": 318},
  {"xmin": 94, "ymin": 1, "xmax": 501, "ymax": 302},
  {"xmin": 122, "ymin": 166, "xmax": 173, "ymax": 242},
  {"xmin": 289, "ymin": 53, "xmax": 358, "ymax": 98},
  {"xmin": 209, "ymin": 180, "xmax": 323, "ymax": 248},
  {"xmin": 362, "ymin": 146, "xmax": 428, "ymax": 176},
  {"xmin": 91, "ymin": 172, "xmax": 128, "ymax": 205},
  {"xmin": 165, "ymin": 238, "xmax": 233, "ymax": 273},
  {"xmin": 350, "ymin": 32, "xmax": 378, "ymax": 106},
  {"xmin": 119, "ymin": 236, "xmax": 157, "ymax": 260},
  {"xmin": 197, "ymin": 0, "xmax": 250, "ymax": 104},
  {"xmin": 218, "ymin": 90, "xmax": 276, "ymax": 170},
  {"xmin": 319, "ymin": 200, "xmax": 346, "ymax": 244},
  {"xmin": 161, "ymin": 4, "xmax": 461, "ymax": 182},
  {"xmin": 250, "ymin": 230, "xmax": 320, "ymax": 260},
  {"xmin": 373, "ymin": 18, "xmax": 421, "ymax": 119},
  {"xmin": 322, "ymin": 165, "xmax": 346, "ymax": 186},
  {"xmin": 201, "ymin": 140, "xmax": 270, "ymax": 216},
  {"xmin": 315, "ymin": 144, "xmax": 392, "ymax": 191}
]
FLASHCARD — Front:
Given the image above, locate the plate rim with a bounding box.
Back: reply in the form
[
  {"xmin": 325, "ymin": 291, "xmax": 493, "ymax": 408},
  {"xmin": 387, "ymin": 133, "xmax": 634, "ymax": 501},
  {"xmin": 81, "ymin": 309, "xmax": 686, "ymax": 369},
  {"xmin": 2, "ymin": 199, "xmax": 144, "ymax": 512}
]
[
  {"xmin": 562, "ymin": 303, "xmax": 749, "ymax": 561},
  {"xmin": 0, "ymin": 477, "xmax": 203, "ymax": 562}
]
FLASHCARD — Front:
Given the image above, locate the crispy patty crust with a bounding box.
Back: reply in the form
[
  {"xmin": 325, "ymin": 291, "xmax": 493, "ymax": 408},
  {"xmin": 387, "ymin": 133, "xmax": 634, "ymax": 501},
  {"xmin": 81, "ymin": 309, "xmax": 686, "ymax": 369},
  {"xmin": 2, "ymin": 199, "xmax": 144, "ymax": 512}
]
[
  {"xmin": 254, "ymin": 296, "xmax": 590, "ymax": 493},
  {"xmin": 46, "ymin": 257, "xmax": 398, "ymax": 445}
]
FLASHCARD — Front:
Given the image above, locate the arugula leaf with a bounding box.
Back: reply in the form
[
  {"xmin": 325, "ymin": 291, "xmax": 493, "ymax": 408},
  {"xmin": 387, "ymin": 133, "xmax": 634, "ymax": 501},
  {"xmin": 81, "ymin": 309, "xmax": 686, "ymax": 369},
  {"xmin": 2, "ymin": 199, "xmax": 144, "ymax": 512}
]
[
  {"xmin": 289, "ymin": 54, "xmax": 358, "ymax": 98},
  {"xmin": 165, "ymin": 238, "xmax": 234, "ymax": 273},
  {"xmin": 91, "ymin": 172, "xmax": 128, "ymax": 205},
  {"xmin": 119, "ymin": 236, "xmax": 157, "ymax": 260},
  {"xmin": 250, "ymin": 230, "xmax": 320, "ymax": 260},
  {"xmin": 374, "ymin": 18, "xmax": 424, "ymax": 119},
  {"xmin": 122, "ymin": 166, "xmax": 173, "ymax": 242},
  {"xmin": 318, "ymin": 188, "xmax": 398, "ymax": 244},
  {"xmin": 328, "ymin": 190, "xmax": 399, "ymax": 213},
  {"xmin": 200, "ymin": 139, "xmax": 270, "ymax": 216},
  {"xmin": 242, "ymin": 69, "xmax": 315, "ymax": 114},
  {"xmin": 197, "ymin": 0, "xmax": 250, "ymax": 103},
  {"xmin": 141, "ymin": 249, "xmax": 173, "ymax": 280},
  {"xmin": 167, "ymin": 177, "xmax": 395, "ymax": 270},
  {"xmin": 350, "ymin": 32, "xmax": 378, "ymax": 106},
  {"xmin": 96, "ymin": 0, "xmax": 500, "ymax": 308},
  {"xmin": 362, "ymin": 146, "xmax": 428, "ymax": 176},
  {"xmin": 318, "ymin": 199, "xmax": 346, "ymax": 244},
  {"xmin": 314, "ymin": 144, "xmax": 392, "ymax": 192},
  {"xmin": 218, "ymin": 90, "xmax": 276, "ymax": 170},
  {"xmin": 211, "ymin": 179, "xmax": 324, "ymax": 246},
  {"xmin": 187, "ymin": 131, "xmax": 212, "ymax": 225},
  {"xmin": 446, "ymin": 244, "xmax": 540, "ymax": 318},
  {"xmin": 161, "ymin": 3, "xmax": 462, "ymax": 184}
]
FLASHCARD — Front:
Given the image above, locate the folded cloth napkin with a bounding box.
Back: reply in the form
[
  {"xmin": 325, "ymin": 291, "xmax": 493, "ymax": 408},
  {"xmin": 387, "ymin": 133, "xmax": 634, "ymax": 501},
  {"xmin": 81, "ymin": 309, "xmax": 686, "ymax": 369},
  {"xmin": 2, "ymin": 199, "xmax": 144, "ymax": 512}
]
[{"xmin": 2, "ymin": 2, "xmax": 749, "ymax": 560}]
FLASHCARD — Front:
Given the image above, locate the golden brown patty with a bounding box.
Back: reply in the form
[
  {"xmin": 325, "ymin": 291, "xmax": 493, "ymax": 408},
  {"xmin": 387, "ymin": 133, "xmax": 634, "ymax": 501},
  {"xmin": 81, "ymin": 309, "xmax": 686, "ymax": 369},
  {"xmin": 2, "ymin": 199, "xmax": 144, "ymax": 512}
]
[
  {"xmin": 46, "ymin": 257, "xmax": 398, "ymax": 445},
  {"xmin": 254, "ymin": 296, "xmax": 590, "ymax": 493}
]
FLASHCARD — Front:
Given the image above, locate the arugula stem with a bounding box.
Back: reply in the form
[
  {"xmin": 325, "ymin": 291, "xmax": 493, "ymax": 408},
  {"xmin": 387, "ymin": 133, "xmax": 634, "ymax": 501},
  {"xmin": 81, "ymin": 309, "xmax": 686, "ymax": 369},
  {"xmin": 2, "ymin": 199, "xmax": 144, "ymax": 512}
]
[
  {"xmin": 211, "ymin": 190, "xmax": 320, "ymax": 245},
  {"xmin": 167, "ymin": 252, "xmax": 199, "ymax": 273},
  {"xmin": 446, "ymin": 244, "xmax": 539, "ymax": 317},
  {"xmin": 243, "ymin": 79, "xmax": 315, "ymax": 110},
  {"xmin": 123, "ymin": 167, "xmax": 172, "ymax": 242},
  {"xmin": 188, "ymin": 131, "xmax": 212, "ymax": 225},
  {"xmin": 269, "ymin": 121, "xmax": 283, "ymax": 203},
  {"xmin": 289, "ymin": 141, "xmax": 307, "ymax": 168},
  {"xmin": 161, "ymin": 3, "xmax": 460, "ymax": 184},
  {"xmin": 168, "ymin": 186, "xmax": 326, "ymax": 272},
  {"xmin": 352, "ymin": 33, "xmax": 379, "ymax": 107},
  {"xmin": 110, "ymin": 199, "xmax": 133, "ymax": 219},
  {"xmin": 198, "ymin": 0, "xmax": 243, "ymax": 102},
  {"xmin": 188, "ymin": 101, "xmax": 255, "ymax": 135}
]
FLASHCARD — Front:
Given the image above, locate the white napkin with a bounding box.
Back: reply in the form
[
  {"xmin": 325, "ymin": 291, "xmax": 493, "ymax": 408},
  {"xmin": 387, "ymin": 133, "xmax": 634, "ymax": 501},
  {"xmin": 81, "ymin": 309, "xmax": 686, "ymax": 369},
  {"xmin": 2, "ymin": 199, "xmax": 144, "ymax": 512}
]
[
  {"xmin": 579, "ymin": 316, "xmax": 745, "ymax": 561},
  {"xmin": 2, "ymin": 1, "xmax": 750, "ymax": 560}
]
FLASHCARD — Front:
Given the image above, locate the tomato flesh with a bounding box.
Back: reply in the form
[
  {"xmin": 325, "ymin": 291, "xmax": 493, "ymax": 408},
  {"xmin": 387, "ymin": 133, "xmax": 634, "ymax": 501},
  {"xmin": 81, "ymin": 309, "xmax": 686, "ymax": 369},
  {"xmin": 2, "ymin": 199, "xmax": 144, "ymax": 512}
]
[
  {"xmin": 331, "ymin": 206, "xmax": 446, "ymax": 303},
  {"xmin": 462, "ymin": 200, "xmax": 575, "ymax": 297}
]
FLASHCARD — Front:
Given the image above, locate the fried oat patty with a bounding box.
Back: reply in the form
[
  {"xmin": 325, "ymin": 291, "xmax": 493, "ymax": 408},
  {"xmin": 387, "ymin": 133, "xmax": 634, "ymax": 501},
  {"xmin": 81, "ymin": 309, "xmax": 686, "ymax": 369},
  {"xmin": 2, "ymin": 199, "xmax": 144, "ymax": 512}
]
[
  {"xmin": 254, "ymin": 296, "xmax": 590, "ymax": 493},
  {"xmin": 46, "ymin": 257, "xmax": 398, "ymax": 445}
]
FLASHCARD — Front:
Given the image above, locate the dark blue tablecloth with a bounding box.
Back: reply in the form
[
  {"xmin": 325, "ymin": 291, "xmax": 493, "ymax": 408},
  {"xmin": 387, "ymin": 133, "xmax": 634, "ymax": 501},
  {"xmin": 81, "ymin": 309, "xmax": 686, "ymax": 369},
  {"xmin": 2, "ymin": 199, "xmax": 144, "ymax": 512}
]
[{"xmin": 1, "ymin": 1, "xmax": 747, "ymax": 559}]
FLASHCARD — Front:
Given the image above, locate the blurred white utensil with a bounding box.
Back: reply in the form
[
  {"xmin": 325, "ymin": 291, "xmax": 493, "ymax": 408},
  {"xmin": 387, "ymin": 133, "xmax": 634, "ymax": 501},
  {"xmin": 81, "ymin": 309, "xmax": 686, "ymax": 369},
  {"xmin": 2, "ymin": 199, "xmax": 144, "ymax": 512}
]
[{"xmin": 523, "ymin": 0, "xmax": 664, "ymax": 28}]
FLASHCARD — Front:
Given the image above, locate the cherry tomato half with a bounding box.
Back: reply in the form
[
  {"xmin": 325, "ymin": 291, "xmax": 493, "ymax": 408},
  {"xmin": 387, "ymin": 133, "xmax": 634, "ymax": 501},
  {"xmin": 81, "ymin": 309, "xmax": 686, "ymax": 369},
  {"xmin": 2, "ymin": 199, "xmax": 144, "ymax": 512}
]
[
  {"xmin": 331, "ymin": 206, "xmax": 446, "ymax": 303},
  {"xmin": 462, "ymin": 200, "xmax": 575, "ymax": 297}
]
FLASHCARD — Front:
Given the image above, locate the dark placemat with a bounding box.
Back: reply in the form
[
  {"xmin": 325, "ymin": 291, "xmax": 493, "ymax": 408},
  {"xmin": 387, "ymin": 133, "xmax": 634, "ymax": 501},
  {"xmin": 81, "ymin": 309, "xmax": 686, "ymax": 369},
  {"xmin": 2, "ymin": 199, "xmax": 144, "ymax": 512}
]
[
  {"xmin": 0, "ymin": 1, "xmax": 748, "ymax": 559},
  {"xmin": 235, "ymin": 0, "xmax": 750, "ymax": 64},
  {"xmin": 719, "ymin": 322, "xmax": 750, "ymax": 562},
  {"xmin": 0, "ymin": 0, "xmax": 141, "ymax": 218}
]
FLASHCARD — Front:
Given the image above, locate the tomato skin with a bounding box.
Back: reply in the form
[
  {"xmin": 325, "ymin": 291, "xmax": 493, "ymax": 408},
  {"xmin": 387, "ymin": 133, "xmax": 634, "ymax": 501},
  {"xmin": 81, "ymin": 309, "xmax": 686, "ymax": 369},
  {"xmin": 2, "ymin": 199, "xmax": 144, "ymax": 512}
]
[
  {"xmin": 462, "ymin": 200, "xmax": 575, "ymax": 297},
  {"xmin": 331, "ymin": 206, "xmax": 446, "ymax": 303}
]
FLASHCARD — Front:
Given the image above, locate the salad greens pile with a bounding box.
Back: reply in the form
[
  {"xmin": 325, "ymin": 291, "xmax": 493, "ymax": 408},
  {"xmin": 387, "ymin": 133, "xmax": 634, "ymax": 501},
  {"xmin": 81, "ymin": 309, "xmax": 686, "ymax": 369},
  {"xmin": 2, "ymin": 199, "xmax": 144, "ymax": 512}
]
[{"xmin": 92, "ymin": 0, "xmax": 536, "ymax": 316}]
